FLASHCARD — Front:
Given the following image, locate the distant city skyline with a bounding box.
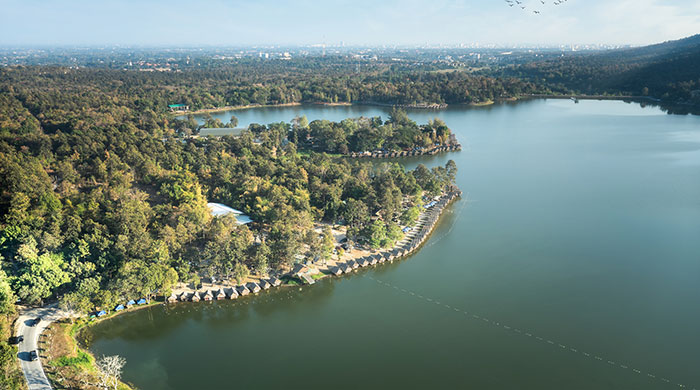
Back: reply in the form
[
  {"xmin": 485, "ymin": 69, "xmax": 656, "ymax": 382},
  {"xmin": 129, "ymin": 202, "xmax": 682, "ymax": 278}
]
[{"xmin": 1, "ymin": 0, "xmax": 699, "ymax": 47}]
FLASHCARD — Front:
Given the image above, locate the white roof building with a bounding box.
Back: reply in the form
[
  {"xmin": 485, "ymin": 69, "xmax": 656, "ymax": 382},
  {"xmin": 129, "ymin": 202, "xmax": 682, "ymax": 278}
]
[{"xmin": 207, "ymin": 202, "xmax": 253, "ymax": 224}]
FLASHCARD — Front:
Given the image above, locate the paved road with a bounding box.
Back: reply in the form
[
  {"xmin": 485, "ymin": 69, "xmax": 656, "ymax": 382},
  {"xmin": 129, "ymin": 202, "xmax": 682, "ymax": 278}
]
[{"xmin": 15, "ymin": 304, "xmax": 70, "ymax": 390}]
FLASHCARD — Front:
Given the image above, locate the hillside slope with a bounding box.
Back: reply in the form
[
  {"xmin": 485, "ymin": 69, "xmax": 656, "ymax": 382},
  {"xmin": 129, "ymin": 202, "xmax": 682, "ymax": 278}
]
[{"xmin": 507, "ymin": 34, "xmax": 700, "ymax": 105}]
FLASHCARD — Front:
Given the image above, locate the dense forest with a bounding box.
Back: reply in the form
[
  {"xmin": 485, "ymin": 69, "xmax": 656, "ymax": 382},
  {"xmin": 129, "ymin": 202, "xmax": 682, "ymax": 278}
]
[
  {"xmin": 0, "ymin": 64, "xmax": 539, "ymax": 115},
  {"xmin": 501, "ymin": 34, "xmax": 700, "ymax": 106},
  {"xmin": 0, "ymin": 65, "xmax": 464, "ymax": 388}
]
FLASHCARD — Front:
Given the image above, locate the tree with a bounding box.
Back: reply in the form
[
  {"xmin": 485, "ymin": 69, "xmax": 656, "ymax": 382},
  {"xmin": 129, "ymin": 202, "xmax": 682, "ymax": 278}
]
[
  {"xmin": 365, "ymin": 220, "xmax": 387, "ymax": 249},
  {"xmin": 232, "ymin": 262, "xmax": 249, "ymax": 284},
  {"xmin": 96, "ymin": 355, "xmax": 126, "ymax": 390},
  {"xmin": 228, "ymin": 115, "xmax": 239, "ymax": 128},
  {"xmin": 401, "ymin": 206, "xmax": 421, "ymax": 226},
  {"xmin": 446, "ymin": 160, "xmax": 458, "ymax": 185},
  {"xmin": 253, "ymin": 241, "xmax": 270, "ymax": 276},
  {"xmin": 12, "ymin": 240, "xmax": 71, "ymax": 304},
  {"xmin": 385, "ymin": 222, "xmax": 403, "ymax": 246},
  {"xmin": 0, "ymin": 270, "xmax": 15, "ymax": 315},
  {"xmin": 320, "ymin": 226, "xmax": 335, "ymax": 263}
]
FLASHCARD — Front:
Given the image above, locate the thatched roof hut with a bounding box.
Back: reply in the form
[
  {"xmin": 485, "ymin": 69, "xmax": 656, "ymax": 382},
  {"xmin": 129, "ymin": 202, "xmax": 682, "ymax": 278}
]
[
  {"xmin": 246, "ymin": 282, "xmax": 261, "ymax": 294},
  {"xmin": 329, "ymin": 266, "xmax": 342, "ymax": 275},
  {"xmin": 237, "ymin": 285, "xmax": 250, "ymax": 296},
  {"xmin": 191, "ymin": 291, "xmax": 201, "ymax": 302}
]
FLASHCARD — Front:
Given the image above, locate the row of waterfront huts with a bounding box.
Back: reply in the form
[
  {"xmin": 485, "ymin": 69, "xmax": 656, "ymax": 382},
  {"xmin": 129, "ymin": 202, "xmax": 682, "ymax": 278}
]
[
  {"xmin": 349, "ymin": 143, "xmax": 461, "ymax": 159},
  {"xmin": 162, "ymin": 187, "xmax": 461, "ymax": 304},
  {"xmin": 165, "ymin": 277, "xmax": 283, "ymax": 303},
  {"xmin": 327, "ymin": 188, "xmax": 462, "ymax": 276}
]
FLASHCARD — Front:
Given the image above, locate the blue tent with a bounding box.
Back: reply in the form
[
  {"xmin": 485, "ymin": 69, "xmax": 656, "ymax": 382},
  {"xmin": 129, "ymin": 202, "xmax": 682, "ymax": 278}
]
[
  {"xmin": 126, "ymin": 300, "xmax": 136, "ymax": 306},
  {"xmin": 114, "ymin": 304, "xmax": 125, "ymax": 311},
  {"xmin": 136, "ymin": 298, "xmax": 147, "ymax": 305},
  {"xmin": 97, "ymin": 310, "xmax": 107, "ymax": 317}
]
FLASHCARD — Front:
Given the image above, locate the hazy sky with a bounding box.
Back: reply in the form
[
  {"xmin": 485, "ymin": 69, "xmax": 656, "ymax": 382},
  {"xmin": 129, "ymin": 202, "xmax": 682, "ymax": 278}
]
[{"xmin": 1, "ymin": 0, "xmax": 699, "ymax": 46}]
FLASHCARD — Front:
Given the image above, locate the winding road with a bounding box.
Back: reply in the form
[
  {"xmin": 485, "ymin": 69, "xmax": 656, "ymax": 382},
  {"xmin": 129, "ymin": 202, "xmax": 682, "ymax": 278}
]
[{"xmin": 15, "ymin": 304, "xmax": 71, "ymax": 390}]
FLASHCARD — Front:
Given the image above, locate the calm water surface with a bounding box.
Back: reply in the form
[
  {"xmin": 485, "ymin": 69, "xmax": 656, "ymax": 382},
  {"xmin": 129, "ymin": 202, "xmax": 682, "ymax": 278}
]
[{"xmin": 88, "ymin": 100, "xmax": 700, "ymax": 389}]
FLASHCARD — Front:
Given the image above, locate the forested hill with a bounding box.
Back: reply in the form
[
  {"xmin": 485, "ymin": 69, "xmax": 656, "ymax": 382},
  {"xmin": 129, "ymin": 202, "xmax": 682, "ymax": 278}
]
[{"xmin": 505, "ymin": 34, "xmax": 700, "ymax": 105}]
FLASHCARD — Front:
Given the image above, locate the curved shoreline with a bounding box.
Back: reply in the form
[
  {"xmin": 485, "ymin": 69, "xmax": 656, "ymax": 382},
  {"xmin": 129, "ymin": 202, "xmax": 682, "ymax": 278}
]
[
  {"xmin": 348, "ymin": 143, "xmax": 461, "ymax": 159},
  {"xmin": 160, "ymin": 187, "xmax": 462, "ymax": 304}
]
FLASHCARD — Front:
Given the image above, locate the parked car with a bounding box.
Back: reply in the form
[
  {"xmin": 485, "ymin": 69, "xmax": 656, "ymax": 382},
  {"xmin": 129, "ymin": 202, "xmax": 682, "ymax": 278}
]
[{"xmin": 29, "ymin": 350, "xmax": 38, "ymax": 361}]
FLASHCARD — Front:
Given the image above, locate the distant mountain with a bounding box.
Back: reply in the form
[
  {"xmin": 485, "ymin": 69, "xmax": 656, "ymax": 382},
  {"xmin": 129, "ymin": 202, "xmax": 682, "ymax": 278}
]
[{"xmin": 507, "ymin": 34, "xmax": 700, "ymax": 105}]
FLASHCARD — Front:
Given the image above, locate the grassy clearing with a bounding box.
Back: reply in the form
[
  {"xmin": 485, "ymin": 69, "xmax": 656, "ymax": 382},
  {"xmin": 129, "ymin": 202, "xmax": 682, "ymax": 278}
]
[{"xmin": 51, "ymin": 350, "xmax": 92, "ymax": 367}]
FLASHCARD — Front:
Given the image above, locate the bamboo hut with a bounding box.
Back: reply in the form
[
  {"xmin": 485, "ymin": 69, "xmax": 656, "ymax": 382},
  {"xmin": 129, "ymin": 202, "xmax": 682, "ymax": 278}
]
[
  {"xmin": 237, "ymin": 285, "xmax": 250, "ymax": 296},
  {"xmin": 246, "ymin": 282, "xmax": 261, "ymax": 294},
  {"xmin": 329, "ymin": 266, "xmax": 342, "ymax": 276},
  {"xmin": 191, "ymin": 291, "xmax": 201, "ymax": 302},
  {"xmin": 259, "ymin": 279, "xmax": 271, "ymax": 290}
]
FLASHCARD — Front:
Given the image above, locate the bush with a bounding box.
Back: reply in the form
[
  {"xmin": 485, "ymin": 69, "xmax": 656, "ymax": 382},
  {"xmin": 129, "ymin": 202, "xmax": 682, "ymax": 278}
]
[{"xmin": 52, "ymin": 350, "xmax": 92, "ymax": 367}]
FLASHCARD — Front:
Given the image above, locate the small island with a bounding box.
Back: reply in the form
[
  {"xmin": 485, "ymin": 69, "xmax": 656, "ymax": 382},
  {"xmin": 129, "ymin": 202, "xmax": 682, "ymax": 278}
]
[{"xmin": 177, "ymin": 107, "xmax": 461, "ymax": 158}]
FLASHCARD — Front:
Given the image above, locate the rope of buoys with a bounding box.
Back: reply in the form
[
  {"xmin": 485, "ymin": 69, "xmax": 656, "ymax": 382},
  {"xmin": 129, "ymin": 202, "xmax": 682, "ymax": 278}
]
[{"xmin": 366, "ymin": 275, "xmax": 694, "ymax": 389}]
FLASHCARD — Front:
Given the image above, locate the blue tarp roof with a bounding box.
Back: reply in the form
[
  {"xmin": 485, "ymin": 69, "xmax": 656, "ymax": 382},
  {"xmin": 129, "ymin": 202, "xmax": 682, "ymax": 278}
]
[
  {"xmin": 136, "ymin": 298, "xmax": 147, "ymax": 304},
  {"xmin": 127, "ymin": 300, "xmax": 136, "ymax": 305},
  {"xmin": 115, "ymin": 304, "xmax": 125, "ymax": 311},
  {"xmin": 97, "ymin": 310, "xmax": 107, "ymax": 316}
]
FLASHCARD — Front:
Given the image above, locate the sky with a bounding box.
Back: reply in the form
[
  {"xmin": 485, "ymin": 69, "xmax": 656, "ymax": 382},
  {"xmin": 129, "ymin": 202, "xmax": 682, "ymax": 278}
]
[{"xmin": 1, "ymin": 0, "xmax": 699, "ymax": 47}]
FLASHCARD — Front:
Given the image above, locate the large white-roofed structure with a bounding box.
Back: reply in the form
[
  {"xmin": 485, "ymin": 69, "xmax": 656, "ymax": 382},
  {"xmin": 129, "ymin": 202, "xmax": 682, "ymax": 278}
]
[{"xmin": 207, "ymin": 202, "xmax": 253, "ymax": 224}]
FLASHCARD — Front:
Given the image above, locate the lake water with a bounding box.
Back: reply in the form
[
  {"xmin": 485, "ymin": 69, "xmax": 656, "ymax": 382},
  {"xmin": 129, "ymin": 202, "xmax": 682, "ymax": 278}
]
[{"xmin": 87, "ymin": 100, "xmax": 700, "ymax": 389}]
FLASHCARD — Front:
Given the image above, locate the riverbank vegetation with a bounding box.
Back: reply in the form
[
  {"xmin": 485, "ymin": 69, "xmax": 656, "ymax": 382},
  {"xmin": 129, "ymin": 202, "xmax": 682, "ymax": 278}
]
[
  {"xmin": 44, "ymin": 319, "xmax": 132, "ymax": 390},
  {"xmin": 0, "ymin": 67, "xmax": 458, "ymax": 325}
]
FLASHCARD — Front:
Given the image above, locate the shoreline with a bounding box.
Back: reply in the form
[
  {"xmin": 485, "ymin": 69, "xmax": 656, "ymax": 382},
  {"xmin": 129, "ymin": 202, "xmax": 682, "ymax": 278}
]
[
  {"xmin": 170, "ymin": 99, "xmax": 510, "ymax": 116},
  {"xmin": 72, "ymin": 187, "xmax": 462, "ymax": 318},
  {"xmin": 155, "ymin": 187, "xmax": 463, "ymax": 304},
  {"xmin": 348, "ymin": 143, "xmax": 461, "ymax": 159}
]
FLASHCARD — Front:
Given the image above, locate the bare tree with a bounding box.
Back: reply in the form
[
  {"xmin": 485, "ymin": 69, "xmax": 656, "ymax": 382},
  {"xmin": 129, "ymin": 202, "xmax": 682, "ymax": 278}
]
[{"xmin": 96, "ymin": 355, "xmax": 126, "ymax": 389}]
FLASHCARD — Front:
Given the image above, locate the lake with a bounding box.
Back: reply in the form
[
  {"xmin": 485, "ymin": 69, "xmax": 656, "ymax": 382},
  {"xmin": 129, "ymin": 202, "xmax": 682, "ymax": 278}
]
[{"xmin": 87, "ymin": 100, "xmax": 700, "ymax": 389}]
